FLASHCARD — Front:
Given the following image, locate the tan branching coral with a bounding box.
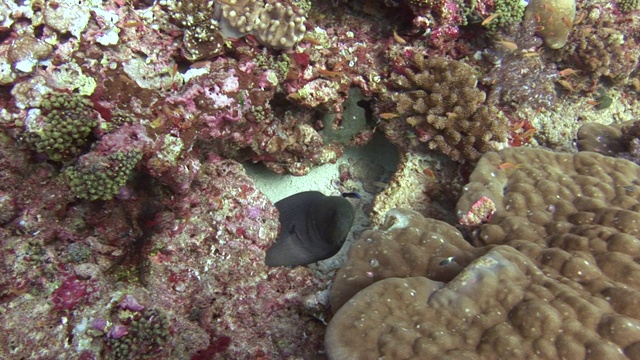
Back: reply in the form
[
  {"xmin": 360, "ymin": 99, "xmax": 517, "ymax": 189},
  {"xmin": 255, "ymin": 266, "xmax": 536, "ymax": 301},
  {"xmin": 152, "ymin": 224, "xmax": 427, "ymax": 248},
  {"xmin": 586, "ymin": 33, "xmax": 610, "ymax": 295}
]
[
  {"xmin": 218, "ymin": 0, "xmax": 307, "ymax": 49},
  {"xmin": 380, "ymin": 54, "xmax": 507, "ymax": 161},
  {"xmin": 162, "ymin": 0, "xmax": 307, "ymax": 59},
  {"xmin": 326, "ymin": 147, "xmax": 640, "ymax": 359}
]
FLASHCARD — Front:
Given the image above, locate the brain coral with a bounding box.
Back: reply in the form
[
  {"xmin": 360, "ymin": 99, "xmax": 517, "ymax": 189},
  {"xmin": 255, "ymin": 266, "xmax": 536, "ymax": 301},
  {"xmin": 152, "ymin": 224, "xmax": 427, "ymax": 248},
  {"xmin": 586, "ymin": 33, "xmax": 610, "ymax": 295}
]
[{"xmin": 326, "ymin": 147, "xmax": 640, "ymax": 359}]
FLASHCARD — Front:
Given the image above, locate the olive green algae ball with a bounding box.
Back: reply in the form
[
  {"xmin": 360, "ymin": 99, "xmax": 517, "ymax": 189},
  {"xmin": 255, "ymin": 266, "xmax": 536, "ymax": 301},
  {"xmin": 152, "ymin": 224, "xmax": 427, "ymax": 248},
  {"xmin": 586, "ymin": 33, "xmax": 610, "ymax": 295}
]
[{"xmin": 524, "ymin": 0, "xmax": 576, "ymax": 49}]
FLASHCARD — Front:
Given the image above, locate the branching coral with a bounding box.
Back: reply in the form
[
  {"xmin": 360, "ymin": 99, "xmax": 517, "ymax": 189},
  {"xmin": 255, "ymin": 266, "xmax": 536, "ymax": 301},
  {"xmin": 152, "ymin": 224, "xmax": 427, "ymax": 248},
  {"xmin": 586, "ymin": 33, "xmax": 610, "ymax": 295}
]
[
  {"xmin": 327, "ymin": 147, "xmax": 640, "ymax": 359},
  {"xmin": 380, "ymin": 53, "xmax": 507, "ymax": 161}
]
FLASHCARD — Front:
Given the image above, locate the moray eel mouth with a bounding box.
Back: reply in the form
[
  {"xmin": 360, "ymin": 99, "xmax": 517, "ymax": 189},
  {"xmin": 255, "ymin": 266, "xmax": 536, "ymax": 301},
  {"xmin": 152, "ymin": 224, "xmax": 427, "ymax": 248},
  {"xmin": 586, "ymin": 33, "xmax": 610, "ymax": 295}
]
[{"xmin": 265, "ymin": 191, "xmax": 356, "ymax": 267}]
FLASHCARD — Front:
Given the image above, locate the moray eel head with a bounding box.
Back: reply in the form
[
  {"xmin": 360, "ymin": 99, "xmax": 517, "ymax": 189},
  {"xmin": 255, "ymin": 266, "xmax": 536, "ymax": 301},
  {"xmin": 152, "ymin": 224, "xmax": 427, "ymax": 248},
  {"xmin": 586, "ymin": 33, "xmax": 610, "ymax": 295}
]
[{"xmin": 265, "ymin": 191, "xmax": 355, "ymax": 267}]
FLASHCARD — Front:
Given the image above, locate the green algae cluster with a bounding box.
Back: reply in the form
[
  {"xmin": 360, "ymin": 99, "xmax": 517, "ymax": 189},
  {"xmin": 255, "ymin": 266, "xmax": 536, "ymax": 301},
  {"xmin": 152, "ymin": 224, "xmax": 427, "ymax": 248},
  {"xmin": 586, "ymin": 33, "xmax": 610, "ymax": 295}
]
[
  {"xmin": 618, "ymin": 0, "xmax": 639, "ymax": 12},
  {"xmin": 65, "ymin": 150, "xmax": 142, "ymax": 201},
  {"xmin": 107, "ymin": 308, "xmax": 171, "ymax": 360},
  {"xmin": 25, "ymin": 93, "xmax": 97, "ymax": 162},
  {"xmin": 482, "ymin": 0, "xmax": 526, "ymax": 32},
  {"xmin": 67, "ymin": 242, "xmax": 92, "ymax": 263}
]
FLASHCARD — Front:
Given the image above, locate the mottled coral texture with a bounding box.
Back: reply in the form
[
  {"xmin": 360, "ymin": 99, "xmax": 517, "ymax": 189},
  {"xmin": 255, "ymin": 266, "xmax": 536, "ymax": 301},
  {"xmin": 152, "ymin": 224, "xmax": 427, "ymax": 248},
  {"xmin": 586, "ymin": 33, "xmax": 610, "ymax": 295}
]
[
  {"xmin": 169, "ymin": 58, "xmax": 341, "ymax": 175},
  {"xmin": 576, "ymin": 121, "xmax": 640, "ymax": 163},
  {"xmin": 161, "ymin": 0, "xmax": 225, "ymax": 60},
  {"xmin": 0, "ymin": 153, "xmax": 326, "ymax": 359},
  {"xmin": 326, "ymin": 147, "xmax": 640, "ymax": 359},
  {"xmin": 557, "ymin": 5, "xmax": 640, "ymax": 89},
  {"xmin": 380, "ymin": 54, "xmax": 507, "ymax": 161},
  {"xmin": 482, "ymin": 19, "xmax": 558, "ymax": 110}
]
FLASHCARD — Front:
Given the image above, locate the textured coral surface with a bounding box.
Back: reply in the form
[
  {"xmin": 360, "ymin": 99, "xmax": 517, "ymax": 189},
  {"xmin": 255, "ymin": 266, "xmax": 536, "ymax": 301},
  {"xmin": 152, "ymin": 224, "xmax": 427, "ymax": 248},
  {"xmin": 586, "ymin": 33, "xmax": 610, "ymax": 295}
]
[
  {"xmin": 327, "ymin": 147, "xmax": 640, "ymax": 359},
  {"xmin": 1, "ymin": 0, "xmax": 640, "ymax": 358}
]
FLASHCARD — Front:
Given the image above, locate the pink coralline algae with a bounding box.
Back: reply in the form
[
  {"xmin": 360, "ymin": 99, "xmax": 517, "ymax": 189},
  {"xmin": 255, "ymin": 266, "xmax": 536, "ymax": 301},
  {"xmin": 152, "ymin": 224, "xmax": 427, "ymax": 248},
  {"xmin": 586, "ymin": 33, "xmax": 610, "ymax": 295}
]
[
  {"xmin": 51, "ymin": 275, "xmax": 95, "ymax": 312},
  {"xmin": 458, "ymin": 195, "xmax": 497, "ymax": 227},
  {"xmin": 107, "ymin": 324, "xmax": 129, "ymax": 339},
  {"xmin": 119, "ymin": 294, "xmax": 145, "ymax": 311}
]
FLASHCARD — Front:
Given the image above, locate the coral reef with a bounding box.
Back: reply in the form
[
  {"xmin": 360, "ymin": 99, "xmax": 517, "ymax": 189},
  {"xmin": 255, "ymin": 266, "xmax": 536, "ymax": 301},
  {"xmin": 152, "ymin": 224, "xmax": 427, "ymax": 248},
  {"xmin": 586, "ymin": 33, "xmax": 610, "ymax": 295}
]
[
  {"xmin": 482, "ymin": 0, "xmax": 527, "ymax": 32},
  {"xmin": 1, "ymin": 0, "xmax": 640, "ymax": 357},
  {"xmin": 379, "ymin": 53, "xmax": 508, "ymax": 161},
  {"xmin": 330, "ymin": 209, "xmax": 483, "ymax": 311},
  {"xmin": 65, "ymin": 123, "xmax": 150, "ymax": 200},
  {"xmin": 556, "ymin": 4, "xmax": 640, "ymax": 90},
  {"xmin": 161, "ymin": 0, "xmax": 226, "ymax": 60},
  {"xmin": 327, "ymin": 146, "xmax": 640, "ymax": 359},
  {"xmin": 0, "ymin": 153, "xmax": 328, "ymax": 358},
  {"xmin": 165, "ymin": 57, "xmax": 343, "ymax": 175},
  {"xmin": 162, "ymin": 0, "xmax": 307, "ymax": 59},
  {"xmin": 105, "ymin": 304, "xmax": 171, "ymax": 360},
  {"xmin": 369, "ymin": 151, "xmax": 463, "ymax": 226},
  {"xmin": 618, "ymin": 0, "xmax": 639, "ymax": 13},
  {"xmin": 218, "ymin": 0, "xmax": 307, "ymax": 49}
]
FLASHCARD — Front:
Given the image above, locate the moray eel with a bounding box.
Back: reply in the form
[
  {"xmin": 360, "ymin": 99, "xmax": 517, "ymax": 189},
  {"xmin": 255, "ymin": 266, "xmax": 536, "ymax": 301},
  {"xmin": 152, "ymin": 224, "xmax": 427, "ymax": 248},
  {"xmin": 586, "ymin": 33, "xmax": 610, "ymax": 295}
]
[{"xmin": 265, "ymin": 191, "xmax": 355, "ymax": 267}]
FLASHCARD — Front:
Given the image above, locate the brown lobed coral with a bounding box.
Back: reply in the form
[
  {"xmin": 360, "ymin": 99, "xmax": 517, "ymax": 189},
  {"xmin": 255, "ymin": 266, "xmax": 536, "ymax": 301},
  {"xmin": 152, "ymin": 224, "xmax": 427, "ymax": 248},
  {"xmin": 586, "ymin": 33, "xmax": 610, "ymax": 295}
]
[
  {"xmin": 326, "ymin": 147, "xmax": 640, "ymax": 359},
  {"xmin": 379, "ymin": 54, "xmax": 507, "ymax": 162}
]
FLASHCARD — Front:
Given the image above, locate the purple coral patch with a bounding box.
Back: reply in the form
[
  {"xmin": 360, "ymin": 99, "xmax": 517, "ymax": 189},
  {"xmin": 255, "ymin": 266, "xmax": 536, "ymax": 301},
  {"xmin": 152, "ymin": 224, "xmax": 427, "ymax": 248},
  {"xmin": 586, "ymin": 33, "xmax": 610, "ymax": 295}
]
[
  {"xmin": 108, "ymin": 324, "xmax": 129, "ymax": 339},
  {"xmin": 119, "ymin": 294, "xmax": 145, "ymax": 312},
  {"xmin": 51, "ymin": 276, "xmax": 92, "ymax": 312}
]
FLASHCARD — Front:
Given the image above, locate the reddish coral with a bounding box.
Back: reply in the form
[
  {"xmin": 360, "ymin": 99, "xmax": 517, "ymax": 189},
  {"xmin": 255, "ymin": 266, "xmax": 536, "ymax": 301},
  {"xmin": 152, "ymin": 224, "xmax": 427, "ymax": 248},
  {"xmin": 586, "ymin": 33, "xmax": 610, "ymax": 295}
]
[{"xmin": 51, "ymin": 275, "xmax": 94, "ymax": 312}]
